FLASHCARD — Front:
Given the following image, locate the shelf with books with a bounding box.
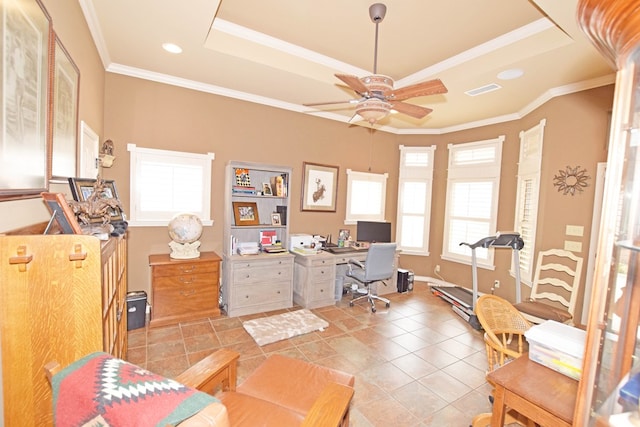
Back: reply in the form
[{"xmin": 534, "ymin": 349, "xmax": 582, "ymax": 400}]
[{"xmin": 222, "ymin": 161, "xmax": 294, "ymax": 316}]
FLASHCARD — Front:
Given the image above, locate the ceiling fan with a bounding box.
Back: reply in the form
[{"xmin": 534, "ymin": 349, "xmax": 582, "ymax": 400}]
[{"xmin": 304, "ymin": 3, "xmax": 448, "ymax": 125}]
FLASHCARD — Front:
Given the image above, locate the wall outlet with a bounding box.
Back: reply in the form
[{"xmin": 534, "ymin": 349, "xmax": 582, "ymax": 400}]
[
  {"xmin": 435, "ymin": 264, "xmax": 441, "ymax": 273},
  {"xmin": 493, "ymin": 280, "xmax": 500, "ymax": 288}
]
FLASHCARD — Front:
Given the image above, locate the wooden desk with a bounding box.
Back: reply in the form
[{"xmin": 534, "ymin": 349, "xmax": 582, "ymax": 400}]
[{"xmin": 487, "ymin": 354, "xmax": 577, "ymax": 427}]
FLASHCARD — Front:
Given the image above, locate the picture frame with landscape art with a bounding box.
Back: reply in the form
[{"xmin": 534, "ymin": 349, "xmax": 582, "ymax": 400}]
[
  {"xmin": 301, "ymin": 162, "xmax": 338, "ymax": 212},
  {"xmin": 50, "ymin": 34, "xmax": 80, "ymax": 180},
  {"xmin": 0, "ymin": 0, "xmax": 52, "ymax": 200},
  {"xmin": 233, "ymin": 201, "xmax": 260, "ymax": 226},
  {"xmin": 68, "ymin": 177, "xmax": 124, "ymax": 222}
]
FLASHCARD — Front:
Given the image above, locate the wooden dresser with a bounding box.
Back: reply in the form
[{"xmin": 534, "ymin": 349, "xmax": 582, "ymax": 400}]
[
  {"xmin": 0, "ymin": 234, "xmax": 127, "ymax": 426},
  {"xmin": 148, "ymin": 251, "xmax": 221, "ymax": 327}
]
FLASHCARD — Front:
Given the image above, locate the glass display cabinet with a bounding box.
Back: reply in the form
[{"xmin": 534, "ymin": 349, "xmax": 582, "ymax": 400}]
[{"xmin": 575, "ymin": 1, "xmax": 640, "ymax": 425}]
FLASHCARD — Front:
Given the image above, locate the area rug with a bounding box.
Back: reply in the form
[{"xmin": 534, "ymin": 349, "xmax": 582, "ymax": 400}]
[{"xmin": 242, "ymin": 309, "xmax": 329, "ymax": 346}]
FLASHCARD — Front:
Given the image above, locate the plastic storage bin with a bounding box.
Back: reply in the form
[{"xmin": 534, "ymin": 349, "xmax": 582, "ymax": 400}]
[
  {"xmin": 525, "ymin": 320, "xmax": 586, "ymax": 380},
  {"xmin": 126, "ymin": 291, "xmax": 147, "ymax": 331}
]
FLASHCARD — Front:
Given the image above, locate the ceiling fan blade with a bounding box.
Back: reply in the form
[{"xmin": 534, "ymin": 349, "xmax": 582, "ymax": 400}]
[
  {"xmin": 304, "ymin": 100, "xmax": 358, "ymax": 107},
  {"xmin": 335, "ymin": 74, "xmax": 369, "ymax": 95},
  {"xmin": 390, "ymin": 79, "xmax": 448, "ymax": 101},
  {"xmin": 389, "ymin": 101, "xmax": 433, "ymax": 119}
]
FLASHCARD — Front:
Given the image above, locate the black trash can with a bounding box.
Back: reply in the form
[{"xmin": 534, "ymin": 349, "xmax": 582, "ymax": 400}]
[{"xmin": 126, "ymin": 291, "xmax": 147, "ymax": 331}]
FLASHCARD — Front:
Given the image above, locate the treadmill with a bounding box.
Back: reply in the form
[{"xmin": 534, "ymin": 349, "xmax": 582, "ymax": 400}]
[{"xmin": 431, "ymin": 232, "xmax": 524, "ymax": 330}]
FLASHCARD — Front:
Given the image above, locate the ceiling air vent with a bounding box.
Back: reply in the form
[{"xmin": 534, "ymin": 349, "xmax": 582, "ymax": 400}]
[{"xmin": 465, "ymin": 83, "xmax": 502, "ymax": 97}]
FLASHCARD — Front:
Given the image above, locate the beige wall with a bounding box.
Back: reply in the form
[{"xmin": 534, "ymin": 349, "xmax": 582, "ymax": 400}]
[
  {"xmin": 102, "ymin": 73, "xmax": 613, "ymax": 324},
  {"xmin": 0, "ymin": 0, "xmax": 613, "ymax": 323}
]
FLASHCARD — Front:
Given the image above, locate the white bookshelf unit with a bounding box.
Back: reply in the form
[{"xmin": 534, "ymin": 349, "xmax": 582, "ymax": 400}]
[{"xmin": 221, "ymin": 161, "xmax": 294, "ymax": 317}]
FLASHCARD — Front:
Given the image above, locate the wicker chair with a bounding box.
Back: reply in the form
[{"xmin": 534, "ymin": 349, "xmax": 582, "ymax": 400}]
[{"xmin": 471, "ymin": 294, "xmax": 534, "ymax": 427}]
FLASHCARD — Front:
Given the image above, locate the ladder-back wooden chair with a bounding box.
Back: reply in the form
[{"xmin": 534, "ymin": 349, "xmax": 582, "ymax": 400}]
[{"xmin": 514, "ymin": 249, "xmax": 583, "ymax": 326}]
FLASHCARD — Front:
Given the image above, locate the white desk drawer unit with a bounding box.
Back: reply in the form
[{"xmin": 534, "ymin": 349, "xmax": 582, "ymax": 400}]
[
  {"xmin": 293, "ymin": 252, "xmax": 336, "ymax": 309},
  {"xmin": 223, "ymin": 253, "xmax": 294, "ymax": 317},
  {"xmin": 293, "ymin": 248, "xmax": 400, "ymax": 309}
]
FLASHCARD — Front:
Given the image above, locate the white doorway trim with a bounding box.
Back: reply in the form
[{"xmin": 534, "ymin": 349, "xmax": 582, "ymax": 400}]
[{"xmin": 581, "ymin": 162, "xmax": 606, "ymax": 325}]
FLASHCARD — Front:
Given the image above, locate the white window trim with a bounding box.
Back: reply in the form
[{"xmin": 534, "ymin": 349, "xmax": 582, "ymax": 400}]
[
  {"xmin": 513, "ymin": 119, "xmax": 545, "ymax": 285},
  {"xmin": 396, "ymin": 145, "xmax": 435, "ymax": 256},
  {"xmin": 345, "ymin": 169, "xmax": 388, "ymax": 225},
  {"xmin": 128, "ymin": 144, "xmax": 215, "ymax": 226},
  {"xmin": 442, "ymin": 136, "xmax": 504, "ymax": 269}
]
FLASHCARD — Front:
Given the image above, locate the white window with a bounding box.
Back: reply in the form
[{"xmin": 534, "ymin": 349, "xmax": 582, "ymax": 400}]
[
  {"xmin": 442, "ymin": 136, "xmax": 504, "ymax": 268},
  {"xmin": 396, "ymin": 145, "xmax": 435, "ymax": 255},
  {"xmin": 345, "ymin": 169, "xmax": 388, "ymax": 224},
  {"xmin": 513, "ymin": 119, "xmax": 545, "ymax": 284},
  {"xmin": 127, "ymin": 144, "xmax": 214, "ymax": 226}
]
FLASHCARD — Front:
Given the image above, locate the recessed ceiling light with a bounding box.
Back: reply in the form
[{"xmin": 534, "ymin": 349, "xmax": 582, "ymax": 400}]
[
  {"xmin": 497, "ymin": 69, "xmax": 524, "ymax": 80},
  {"xmin": 162, "ymin": 43, "xmax": 182, "ymax": 54}
]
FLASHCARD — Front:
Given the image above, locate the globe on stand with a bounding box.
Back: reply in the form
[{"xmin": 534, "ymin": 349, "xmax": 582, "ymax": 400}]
[{"xmin": 168, "ymin": 213, "xmax": 203, "ymax": 259}]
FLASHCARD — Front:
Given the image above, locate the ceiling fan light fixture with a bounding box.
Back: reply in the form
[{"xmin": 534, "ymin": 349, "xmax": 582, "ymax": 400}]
[{"xmin": 356, "ymin": 98, "xmax": 391, "ymax": 124}]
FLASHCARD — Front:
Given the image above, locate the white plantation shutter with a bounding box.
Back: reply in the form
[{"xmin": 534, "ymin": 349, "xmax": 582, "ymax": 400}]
[
  {"xmin": 442, "ymin": 136, "xmax": 504, "ymax": 267},
  {"xmin": 396, "ymin": 145, "xmax": 435, "ymax": 254},
  {"xmin": 513, "ymin": 119, "xmax": 545, "ymax": 283},
  {"xmin": 128, "ymin": 144, "xmax": 214, "ymax": 226}
]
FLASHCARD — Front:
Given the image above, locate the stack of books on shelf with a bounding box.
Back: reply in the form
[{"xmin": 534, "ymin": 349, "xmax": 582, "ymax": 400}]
[
  {"xmin": 262, "ymin": 244, "xmax": 287, "ymax": 254},
  {"xmin": 232, "ymin": 185, "xmax": 255, "ymax": 195}
]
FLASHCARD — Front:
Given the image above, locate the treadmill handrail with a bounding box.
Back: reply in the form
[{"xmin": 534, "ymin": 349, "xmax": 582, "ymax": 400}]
[{"xmin": 459, "ymin": 232, "xmax": 524, "ymax": 250}]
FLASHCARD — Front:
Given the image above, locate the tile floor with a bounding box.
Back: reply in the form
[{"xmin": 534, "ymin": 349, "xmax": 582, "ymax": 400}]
[{"xmin": 127, "ymin": 282, "xmax": 502, "ymax": 426}]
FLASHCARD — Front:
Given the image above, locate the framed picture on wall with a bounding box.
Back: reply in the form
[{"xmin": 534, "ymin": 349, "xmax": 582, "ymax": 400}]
[
  {"xmin": 301, "ymin": 162, "xmax": 339, "ymax": 212},
  {"xmin": 0, "ymin": 0, "xmax": 52, "ymax": 200},
  {"xmin": 50, "ymin": 34, "xmax": 80, "ymax": 180}
]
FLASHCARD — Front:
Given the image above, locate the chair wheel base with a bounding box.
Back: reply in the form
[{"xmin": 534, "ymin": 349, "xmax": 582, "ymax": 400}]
[{"xmin": 349, "ymin": 302, "xmax": 354, "ymax": 307}]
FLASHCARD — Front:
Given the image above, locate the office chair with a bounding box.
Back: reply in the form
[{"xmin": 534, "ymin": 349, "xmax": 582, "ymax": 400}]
[{"xmin": 346, "ymin": 242, "xmax": 396, "ymax": 312}]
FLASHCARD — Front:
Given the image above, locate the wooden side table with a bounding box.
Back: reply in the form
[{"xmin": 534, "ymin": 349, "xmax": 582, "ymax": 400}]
[
  {"xmin": 149, "ymin": 251, "xmax": 221, "ymax": 327},
  {"xmin": 487, "ymin": 354, "xmax": 577, "ymax": 427}
]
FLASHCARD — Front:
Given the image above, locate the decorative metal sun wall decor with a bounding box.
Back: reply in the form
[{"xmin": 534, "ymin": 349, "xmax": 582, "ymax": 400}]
[{"xmin": 553, "ymin": 165, "xmax": 590, "ymax": 196}]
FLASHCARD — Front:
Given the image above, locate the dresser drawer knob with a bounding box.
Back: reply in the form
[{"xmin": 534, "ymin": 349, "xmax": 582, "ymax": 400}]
[
  {"xmin": 181, "ymin": 267, "xmax": 195, "ymax": 273},
  {"xmin": 180, "ymin": 289, "xmax": 196, "ymax": 297}
]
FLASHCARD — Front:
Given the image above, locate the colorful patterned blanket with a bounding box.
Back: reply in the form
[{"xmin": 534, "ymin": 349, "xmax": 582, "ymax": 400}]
[{"xmin": 52, "ymin": 352, "xmax": 218, "ymax": 427}]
